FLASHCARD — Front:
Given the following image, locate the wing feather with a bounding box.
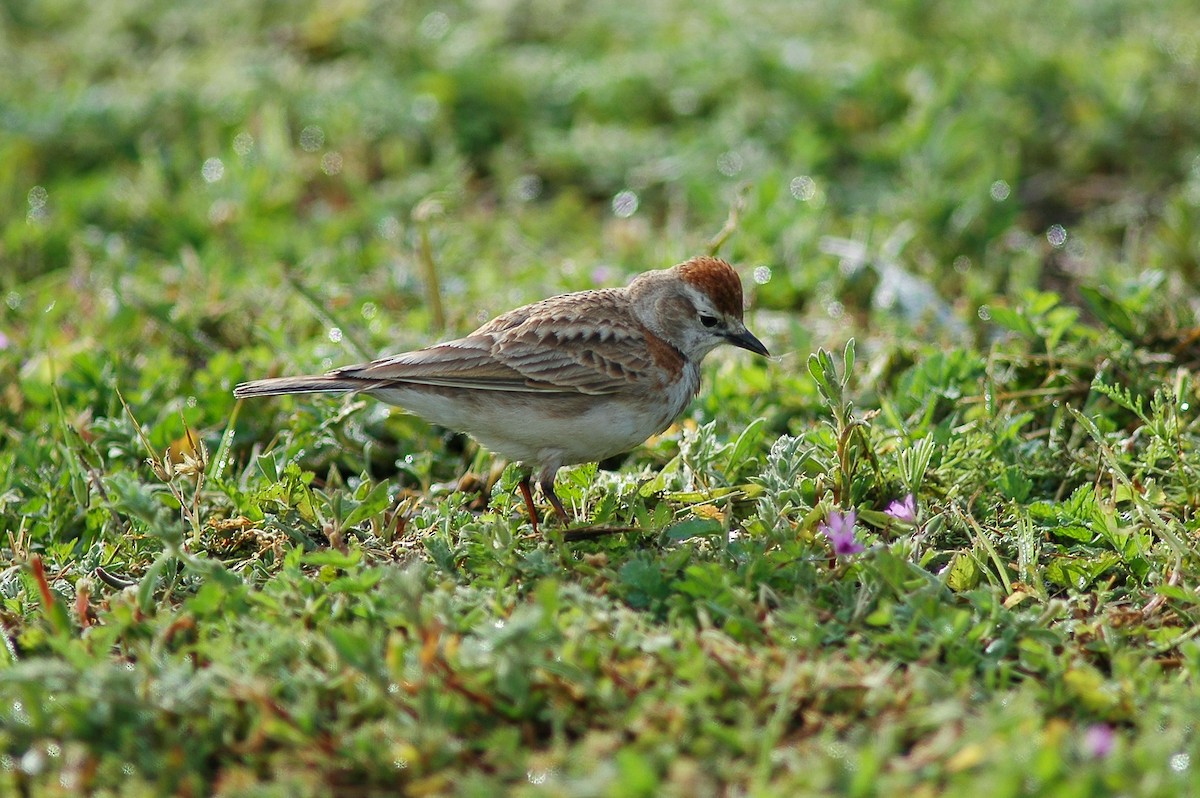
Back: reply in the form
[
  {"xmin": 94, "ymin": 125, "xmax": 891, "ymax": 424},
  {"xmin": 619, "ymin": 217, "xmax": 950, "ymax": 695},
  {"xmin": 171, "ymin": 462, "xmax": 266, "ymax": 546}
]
[{"xmin": 330, "ymin": 289, "xmax": 671, "ymax": 396}]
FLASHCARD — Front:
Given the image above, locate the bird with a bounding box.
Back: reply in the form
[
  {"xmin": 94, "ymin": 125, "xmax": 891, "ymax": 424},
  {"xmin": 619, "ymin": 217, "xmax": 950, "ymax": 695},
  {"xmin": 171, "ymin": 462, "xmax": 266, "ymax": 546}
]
[{"xmin": 234, "ymin": 256, "xmax": 769, "ymax": 531}]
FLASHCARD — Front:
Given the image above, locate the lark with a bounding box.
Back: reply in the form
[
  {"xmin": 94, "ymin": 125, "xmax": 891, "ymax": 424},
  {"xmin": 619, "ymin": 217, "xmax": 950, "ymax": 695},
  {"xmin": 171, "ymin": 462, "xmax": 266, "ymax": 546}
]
[{"xmin": 234, "ymin": 256, "xmax": 769, "ymax": 530}]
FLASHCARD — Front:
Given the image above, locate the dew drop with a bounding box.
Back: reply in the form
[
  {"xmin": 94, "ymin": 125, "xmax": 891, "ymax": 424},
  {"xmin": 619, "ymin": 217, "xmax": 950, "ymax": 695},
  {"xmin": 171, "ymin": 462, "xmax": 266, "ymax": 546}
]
[
  {"xmin": 717, "ymin": 151, "xmax": 744, "ymax": 177},
  {"xmin": 513, "ymin": 174, "xmax": 542, "ymax": 202},
  {"xmin": 420, "ymin": 11, "xmax": 450, "ymax": 39},
  {"xmin": 19, "ymin": 749, "xmax": 45, "ymax": 776},
  {"xmin": 1046, "ymin": 224, "xmax": 1067, "ymax": 248},
  {"xmin": 208, "ymin": 199, "xmax": 236, "ymax": 225},
  {"xmin": 412, "ymin": 94, "xmax": 439, "ymax": 122},
  {"xmin": 201, "ymin": 158, "xmax": 224, "ymax": 183},
  {"xmin": 321, "ymin": 152, "xmax": 343, "ymax": 175},
  {"xmin": 781, "ymin": 39, "xmax": 813, "ymax": 70},
  {"xmin": 233, "ymin": 132, "xmax": 254, "ymax": 156},
  {"xmin": 790, "ymin": 175, "xmax": 817, "ymax": 201},
  {"xmin": 377, "ymin": 215, "xmax": 401, "ymax": 240},
  {"xmin": 611, "ymin": 190, "xmax": 639, "ymax": 218},
  {"xmin": 299, "ymin": 125, "xmax": 325, "ymax": 152},
  {"xmin": 669, "ymin": 87, "xmax": 699, "ymax": 115}
]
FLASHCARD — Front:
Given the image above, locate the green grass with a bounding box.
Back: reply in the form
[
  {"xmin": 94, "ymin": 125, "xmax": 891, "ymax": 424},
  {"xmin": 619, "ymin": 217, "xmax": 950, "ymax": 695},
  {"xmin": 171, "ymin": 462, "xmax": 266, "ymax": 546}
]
[{"xmin": 3, "ymin": 0, "xmax": 1200, "ymax": 794}]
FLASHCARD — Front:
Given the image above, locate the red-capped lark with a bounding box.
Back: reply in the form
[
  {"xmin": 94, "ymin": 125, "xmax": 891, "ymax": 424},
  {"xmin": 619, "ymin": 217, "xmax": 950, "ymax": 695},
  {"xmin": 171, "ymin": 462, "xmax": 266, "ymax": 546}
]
[{"xmin": 234, "ymin": 256, "xmax": 769, "ymax": 531}]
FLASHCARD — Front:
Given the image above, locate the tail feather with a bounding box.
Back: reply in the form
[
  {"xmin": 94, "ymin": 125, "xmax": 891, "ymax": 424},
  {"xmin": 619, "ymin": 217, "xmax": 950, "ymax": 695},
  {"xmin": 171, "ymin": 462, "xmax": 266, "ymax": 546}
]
[{"xmin": 233, "ymin": 375, "xmax": 367, "ymax": 399}]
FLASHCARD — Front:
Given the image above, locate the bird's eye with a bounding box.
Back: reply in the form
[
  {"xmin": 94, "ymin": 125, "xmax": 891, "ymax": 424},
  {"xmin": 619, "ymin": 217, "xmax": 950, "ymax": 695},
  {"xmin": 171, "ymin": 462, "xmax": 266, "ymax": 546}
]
[{"xmin": 699, "ymin": 314, "xmax": 720, "ymax": 329}]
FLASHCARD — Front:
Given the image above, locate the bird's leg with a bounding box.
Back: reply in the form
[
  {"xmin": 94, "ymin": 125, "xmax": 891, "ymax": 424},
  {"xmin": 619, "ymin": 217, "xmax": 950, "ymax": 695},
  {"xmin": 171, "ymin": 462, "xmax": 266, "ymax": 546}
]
[
  {"xmin": 517, "ymin": 472, "xmax": 541, "ymax": 534},
  {"xmin": 539, "ymin": 474, "xmax": 571, "ymax": 525}
]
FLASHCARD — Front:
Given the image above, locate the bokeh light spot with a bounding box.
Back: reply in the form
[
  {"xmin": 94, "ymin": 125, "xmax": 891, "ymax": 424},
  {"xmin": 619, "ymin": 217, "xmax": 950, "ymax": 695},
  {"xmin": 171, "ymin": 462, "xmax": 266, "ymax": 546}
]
[
  {"xmin": 201, "ymin": 158, "xmax": 224, "ymax": 183},
  {"xmin": 611, "ymin": 190, "xmax": 639, "ymax": 218},
  {"xmin": 233, "ymin": 132, "xmax": 254, "ymax": 156},
  {"xmin": 717, "ymin": 151, "xmax": 744, "ymax": 177},
  {"xmin": 790, "ymin": 175, "xmax": 817, "ymax": 201},
  {"xmin": 1046, "ymin": 224, "xmax": 1067, "ymax": 248},
  {"xmin": 321, "ymin": 152, "xmax": 343, "ymax": 175},
  {"xmin": 420, "ymin": 11, "xmax": 450, "ymax": 39},
  {"xmin": 299, "ymin": 125, "xmax": 325, "ymax": 152},
  {"xmin": 513, "ymin": 174, "xmax": 542, "ymax": 202},
  {"xmin": 412, "ymin": 94, "xmax": 439, "ymax": 122},
  {"xmin": 377, "ymin": 216, "xmax": 401, "ymax": 240}
]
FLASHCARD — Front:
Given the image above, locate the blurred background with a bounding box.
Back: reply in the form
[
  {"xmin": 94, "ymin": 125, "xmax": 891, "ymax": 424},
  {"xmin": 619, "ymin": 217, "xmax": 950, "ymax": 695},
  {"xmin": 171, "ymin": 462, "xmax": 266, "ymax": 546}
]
[{"xmin": 6, "ymin": 0, "xmax": 1199, "ymax": 316}]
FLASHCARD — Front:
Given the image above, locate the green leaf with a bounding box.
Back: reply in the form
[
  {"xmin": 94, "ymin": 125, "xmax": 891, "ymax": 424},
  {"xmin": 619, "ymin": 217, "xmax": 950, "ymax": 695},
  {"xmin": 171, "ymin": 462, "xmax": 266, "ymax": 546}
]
[
  {"xmin": 998, "ymin": 466, "xmax": 1032, "ymax": 502},
  {"xmin": 726, "ymin": 416, "xmax": 766, "ymax": 479},
  {"xmin": 137, "ymin": 554, "xmax": 173, "ymax": 614},
  {"xmin": 342, "ymin": 480, "xmax": 393, "ymax": 529},
  {"xmin": 301, "ymin": 549, "xmax": 362, "ymax": 569},
  {"xmin": 664, "ymin": 518, "xmax": 723, "ymax": 541},
  {"xmin": 327, "ymin": 569, "xmax": 383, "ymax": 594},
  {"xmin": 944, "ymin": 552, "xmax": 980, "ymax": 591},
  {"xmin": 327, "ymin": 626, "xmax": 374, "ymax": 673},
  {"xmin": 988, "ymin": 305, "xmax": 1036, "ymax": 338},
  {"xmin": 1044, "ymin": 554, "xmax": 1120, "ymax": 591},
  {"xmin": 257, "ymin": 452, "xmax": 279, "ymax": 482},
  {"xmin": 1078, "ymin": 285, "xmax": 1141, "ymax": 339},
  {"xmin": 184, "ymin": 582, "xmax": 228, "ymax": 616},
  {"xmin": 615, "ymin": 749, "xmax": 659, "ymax": 797},
  {"xmin": 1155, "ymin": 584, "xmax": 1200, "ymax": 605}
]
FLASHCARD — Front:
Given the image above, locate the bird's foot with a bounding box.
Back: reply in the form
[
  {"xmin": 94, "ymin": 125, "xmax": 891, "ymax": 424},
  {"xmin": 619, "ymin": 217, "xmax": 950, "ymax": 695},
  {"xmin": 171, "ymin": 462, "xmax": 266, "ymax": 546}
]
[{"xmin": 517, "ymin": 473, "xmax": 573, "ymax": 535}]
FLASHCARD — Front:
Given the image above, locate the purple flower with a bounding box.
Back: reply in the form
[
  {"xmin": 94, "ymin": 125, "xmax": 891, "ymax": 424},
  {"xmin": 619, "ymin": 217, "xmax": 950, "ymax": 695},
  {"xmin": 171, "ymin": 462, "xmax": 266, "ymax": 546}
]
[
  {"xmin": 1083, "ymin": 723, "xmax": 1115, "ymax": 759},
  {"xmin": 591, "ymin": 264, "xmax": 616, "ymax": 285},
  {"xmin": 820, "ymin": 508, "xmax": 864, "ymax": 557},
  {"xmin": 885, "ymin": 494, "xmax": 917, "ymax": 523}
]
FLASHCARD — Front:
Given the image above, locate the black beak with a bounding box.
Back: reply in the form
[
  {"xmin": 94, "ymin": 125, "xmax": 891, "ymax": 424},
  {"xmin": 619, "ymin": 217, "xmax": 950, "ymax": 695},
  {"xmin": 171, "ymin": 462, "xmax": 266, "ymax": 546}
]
[{"xmin": 726, "ymin": 327, "xmax": 770, "ymax": 357}]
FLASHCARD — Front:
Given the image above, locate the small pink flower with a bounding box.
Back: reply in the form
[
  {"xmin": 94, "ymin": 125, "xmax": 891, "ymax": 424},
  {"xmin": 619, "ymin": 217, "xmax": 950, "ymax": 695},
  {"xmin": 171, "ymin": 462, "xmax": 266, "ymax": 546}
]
[
  {"xmin": 885, "ymin": 494, "xmax": 917, "ymax": 523},
  {"xmin": 591, "ymin": 265, "xmax": 616, "ymax": 285},
  {"xmin": 1083, "ymin": 723, "xmax": 1115, "ymax": 759},
  {"xmin": 820, "ymin": 508, "xmax": 864, "ymax": 557}
]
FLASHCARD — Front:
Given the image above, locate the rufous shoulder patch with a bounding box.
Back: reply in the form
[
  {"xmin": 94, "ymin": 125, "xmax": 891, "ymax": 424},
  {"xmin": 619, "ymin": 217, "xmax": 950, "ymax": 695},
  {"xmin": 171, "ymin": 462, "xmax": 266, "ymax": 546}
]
[{"xmin": 639, "ymin": 324, "xmax": 685, "ymax": 377}]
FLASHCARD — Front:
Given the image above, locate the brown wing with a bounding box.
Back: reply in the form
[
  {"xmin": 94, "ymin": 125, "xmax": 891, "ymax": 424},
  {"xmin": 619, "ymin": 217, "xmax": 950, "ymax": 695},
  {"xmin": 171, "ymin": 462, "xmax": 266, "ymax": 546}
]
[{"xmin": 333, "ymin": 289, "xmax": 666, "ymax": 395}]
